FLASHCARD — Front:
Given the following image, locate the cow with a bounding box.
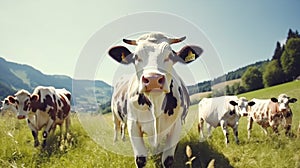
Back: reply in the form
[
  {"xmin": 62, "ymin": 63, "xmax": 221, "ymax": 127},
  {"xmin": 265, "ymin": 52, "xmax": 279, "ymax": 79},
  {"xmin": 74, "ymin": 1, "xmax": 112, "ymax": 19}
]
[
  {"xmin": 8, "ymin": 86, "xmax": 71, "ymax": 147},
  {"xmin": 0, "ymin": 97, "xmax": 17, "ymax": 116},
  {"xmin": 247, "ymin": 94, "xmax": 297, "ymax": 139},
  {"xmin": 198, "ymin": 96, "xmax": 255, "ymax": 145},
  {"xmin": 109, "ymin": 32, "xmax": 203, "ymax": 168}
]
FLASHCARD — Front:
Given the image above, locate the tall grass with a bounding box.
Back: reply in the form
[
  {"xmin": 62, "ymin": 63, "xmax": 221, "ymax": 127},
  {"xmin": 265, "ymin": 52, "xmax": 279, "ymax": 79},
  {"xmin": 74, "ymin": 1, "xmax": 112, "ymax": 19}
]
[{"xmin": 0, "ymin": 81, "xmax": 299, "ymax": 167}]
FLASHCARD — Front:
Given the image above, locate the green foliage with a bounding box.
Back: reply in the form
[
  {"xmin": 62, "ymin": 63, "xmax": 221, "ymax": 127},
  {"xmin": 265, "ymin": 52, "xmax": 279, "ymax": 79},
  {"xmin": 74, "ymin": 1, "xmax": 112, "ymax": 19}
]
[
  {"xmin": 263, "ymin": 60, "xmax": 285, "ymax": 87},
  {"xmin": 272, "ymin": 41, "xmax": 284, "ymax": 61},
  {"xmin": 241, "ymin": 66, "xmax": 263, "ymax": 91},
  {"xmin": 281, "ymin": 38, "xmax": 300, "ymax": 80}
]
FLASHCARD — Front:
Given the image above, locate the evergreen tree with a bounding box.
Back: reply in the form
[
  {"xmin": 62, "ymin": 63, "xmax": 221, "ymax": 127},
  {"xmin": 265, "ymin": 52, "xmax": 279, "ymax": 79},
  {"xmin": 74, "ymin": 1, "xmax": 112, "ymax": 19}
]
[
  {"xmin": 272, "ymin": 41, "xmax": 283, "ymax": 61},
  {"xmin": 281, "ymin": 38, "xmax": 300, "ymax": 80}
]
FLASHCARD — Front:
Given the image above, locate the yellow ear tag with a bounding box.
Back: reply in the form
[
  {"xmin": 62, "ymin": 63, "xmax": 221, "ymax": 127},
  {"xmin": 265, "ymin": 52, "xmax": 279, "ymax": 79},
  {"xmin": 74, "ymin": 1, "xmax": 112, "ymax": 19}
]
[
  {"xmin": 185, "ymin": 51, "xmax": 196, "ymax": 62},
  {"xmin": 121, "ymin": 52, "xmax": 128, "ymax": 63}
]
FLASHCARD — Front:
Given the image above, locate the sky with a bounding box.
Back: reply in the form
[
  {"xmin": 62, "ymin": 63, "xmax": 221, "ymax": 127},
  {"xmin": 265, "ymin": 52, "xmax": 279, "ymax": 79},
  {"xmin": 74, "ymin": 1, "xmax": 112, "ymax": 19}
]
[{"xmin": 1, "ymin": 0, "xmax": 300, "ymax": 86}]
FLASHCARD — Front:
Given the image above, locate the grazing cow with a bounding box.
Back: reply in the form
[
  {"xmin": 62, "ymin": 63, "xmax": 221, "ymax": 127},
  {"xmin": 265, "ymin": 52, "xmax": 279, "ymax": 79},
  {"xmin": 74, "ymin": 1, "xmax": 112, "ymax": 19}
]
[
  {"xmin": 8, "ymin": 86, "xmax": 71, "ymax": 147},
  {"xmin": 109, "ymin": 32, "xmax": 203, "ymax": 168},
  {"xmin": 247, "ymin": 94, "xmax": 297, "ymax": 139},
  {"xmin": 0, "ymin": 97, "xmax": 17, "ymax": 116},
  {"xmin": 198, "ymin": 96, "xmax": 255, "ymax": 145}
]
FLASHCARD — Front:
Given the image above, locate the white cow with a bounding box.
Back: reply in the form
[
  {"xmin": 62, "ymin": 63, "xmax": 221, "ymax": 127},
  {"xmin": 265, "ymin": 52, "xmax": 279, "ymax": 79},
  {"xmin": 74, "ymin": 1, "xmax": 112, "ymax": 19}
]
[
  {"xmin": 198, "ymin": 96, "xmax": 255, "ymax": 145},
  {"xmin": 109, "ymin": 32, "xmax": 203, "ymax": 168}
]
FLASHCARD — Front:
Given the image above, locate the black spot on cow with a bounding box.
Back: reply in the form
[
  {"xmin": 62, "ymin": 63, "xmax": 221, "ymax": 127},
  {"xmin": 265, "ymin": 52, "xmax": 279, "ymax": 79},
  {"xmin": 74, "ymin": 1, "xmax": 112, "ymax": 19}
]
[
  {"xmin": 229, "ymin": 110, "xmax": 235, "ymax": 115},
  {"xmin": 162, "ymin": 80, "xmax": 177, "ymax": 116},
  {"xmin": 138, "ymin": 93, "xmax": 152, "ymax": 108}
]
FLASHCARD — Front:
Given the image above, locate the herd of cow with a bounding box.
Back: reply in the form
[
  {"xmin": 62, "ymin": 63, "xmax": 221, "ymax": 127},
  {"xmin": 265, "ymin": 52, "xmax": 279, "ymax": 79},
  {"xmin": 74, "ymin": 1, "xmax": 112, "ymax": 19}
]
[{"xmin": 0, "ymin": 32, "xmax": 298, "ymax": 168}]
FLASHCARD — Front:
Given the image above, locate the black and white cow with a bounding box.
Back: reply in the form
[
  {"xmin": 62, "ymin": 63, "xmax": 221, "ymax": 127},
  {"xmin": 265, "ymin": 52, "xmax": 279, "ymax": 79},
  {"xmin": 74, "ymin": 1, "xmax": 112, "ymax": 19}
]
[
  {"xmin": 8, "ymin": 86, "xmax": 71, "ymax": 147},
  {"xmin": 109, "ymin": 32, "xmax": 203, "ymax": 168}
]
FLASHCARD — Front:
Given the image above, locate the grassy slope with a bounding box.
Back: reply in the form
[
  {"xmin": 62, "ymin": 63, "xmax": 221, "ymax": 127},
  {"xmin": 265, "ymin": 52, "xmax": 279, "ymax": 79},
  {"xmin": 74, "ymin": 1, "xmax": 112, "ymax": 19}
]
[{"xmin": 0, "ymin": 81, "xmax": 299, "ymax": 168}]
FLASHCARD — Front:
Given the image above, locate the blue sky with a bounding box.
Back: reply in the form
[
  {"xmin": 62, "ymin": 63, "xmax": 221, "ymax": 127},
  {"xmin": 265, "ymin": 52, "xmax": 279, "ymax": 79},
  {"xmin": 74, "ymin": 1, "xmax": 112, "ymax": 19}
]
[{"xmin": 1, "ymin": 1, "xmax": 300, "ymax": 85}]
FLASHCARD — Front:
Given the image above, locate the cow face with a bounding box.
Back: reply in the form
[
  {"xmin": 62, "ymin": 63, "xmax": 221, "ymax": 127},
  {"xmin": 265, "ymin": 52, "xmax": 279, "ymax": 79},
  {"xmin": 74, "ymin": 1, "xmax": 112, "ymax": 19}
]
[
  {"xmin": 0, "ymin": 97, "xmax": 17, "ymax": 112},
  {"xmin": 109, "ymin": 33, "xmax": 203, "ymax": 94},
  {"xmin": 229, "ymin": 97, "xmax": 255, "ymax": 116},
  {"xmin": 8, "ymin": 90, "xmax": 31, "ymax": 119},
  {"xmin": 271, "ymin": 94, "xmax": 297, "ymax": 112}
]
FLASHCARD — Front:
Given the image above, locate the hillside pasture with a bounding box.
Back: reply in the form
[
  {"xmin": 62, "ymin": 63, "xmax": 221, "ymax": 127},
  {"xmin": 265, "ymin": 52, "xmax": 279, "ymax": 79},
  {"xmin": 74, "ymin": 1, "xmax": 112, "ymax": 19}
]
[{"xmin": 0, "ymin": 81, "xmax": 299, "ymax": 167}]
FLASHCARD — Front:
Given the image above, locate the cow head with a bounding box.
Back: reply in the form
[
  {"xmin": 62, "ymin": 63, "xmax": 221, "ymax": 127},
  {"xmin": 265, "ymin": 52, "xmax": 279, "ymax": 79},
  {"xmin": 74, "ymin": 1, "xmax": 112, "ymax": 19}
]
[
  {"xmin": 271, "ymin": 94, "xmax": 297, "ymax": 112},
  {"xmin": 8, "ymin": 89, "xmax": 31, "ymax": 119},
  {"xmin": 0, "ymin": 97, "xmax": 17, "ymax": 112},
  {"xmin": 229, "ymin": 97, "xmax": 255, "ymax": 116},
  {"xmin": 108, "ymin": 32, "xmax": 203, "ymax": 94}
]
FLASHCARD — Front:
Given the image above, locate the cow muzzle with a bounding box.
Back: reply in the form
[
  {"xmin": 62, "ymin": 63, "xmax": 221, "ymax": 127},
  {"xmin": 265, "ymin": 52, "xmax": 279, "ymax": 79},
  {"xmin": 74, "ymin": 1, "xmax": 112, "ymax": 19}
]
[
  {"xmin": 141, "ymin": 73, "xmax": 166, "ymax": 93},
  {"xmin": 17, "ymin": 115, "xmax": 26, "ymax": 120}
]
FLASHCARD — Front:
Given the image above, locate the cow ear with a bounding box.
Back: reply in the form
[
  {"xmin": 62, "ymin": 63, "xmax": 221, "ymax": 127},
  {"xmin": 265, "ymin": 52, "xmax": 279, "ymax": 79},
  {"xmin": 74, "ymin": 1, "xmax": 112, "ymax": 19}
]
[
  {"xmin": 8, "ymin": 96, "xmax": 16, "ymax": 104},
  {"xmin": 289, "ymin": 98, "xmax": 297, "ymax": 103},
  {"xmin": 30, "ymin": 94, "xmax": 39, "ymax": 102},
  {"xmin": 176, "ymin": 45, "xmax": 203, "ymax": 64},
  {"xmin": 108, "ymin": 46, "xmax": 133, "ymax": 64},
  {"xmin": 248, "ymin": 101, "xmax": 255, "ymax": 106},
  {"xmin": 229, "ymin": 100, "xmax": 238, "ymax": 106},
  {"xmin": 271, "ymin": 98, "xmax": 278, "ymax": 103}
]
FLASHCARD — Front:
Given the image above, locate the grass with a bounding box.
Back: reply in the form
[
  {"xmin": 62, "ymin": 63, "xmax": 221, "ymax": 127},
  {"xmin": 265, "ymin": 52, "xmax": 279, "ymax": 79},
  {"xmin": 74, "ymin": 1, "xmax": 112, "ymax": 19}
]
[{"xmin": 0, "ymin": 80, "xmax": 299, "ymax": 167}]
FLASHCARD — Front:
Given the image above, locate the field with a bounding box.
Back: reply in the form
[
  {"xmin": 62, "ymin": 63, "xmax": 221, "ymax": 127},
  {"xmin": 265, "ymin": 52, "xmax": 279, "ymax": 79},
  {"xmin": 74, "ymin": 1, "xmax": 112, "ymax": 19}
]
[{"xmin": 0, "ymin": 81, "xmax": 300, "ymax": 168}]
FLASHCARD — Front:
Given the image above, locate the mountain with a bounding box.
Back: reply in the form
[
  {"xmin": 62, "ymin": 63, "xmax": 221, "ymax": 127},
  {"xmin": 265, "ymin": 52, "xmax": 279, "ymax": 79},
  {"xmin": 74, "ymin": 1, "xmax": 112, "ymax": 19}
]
[{"xmin": 0, "ymin": 57, "xmax": 112, "ymax": 110}]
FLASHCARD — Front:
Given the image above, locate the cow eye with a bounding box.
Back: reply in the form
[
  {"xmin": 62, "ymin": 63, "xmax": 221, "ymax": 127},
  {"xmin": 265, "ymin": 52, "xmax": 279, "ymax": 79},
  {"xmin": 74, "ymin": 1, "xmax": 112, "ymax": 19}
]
[{"xmin": 135, "ymin": 55, "xmax": 142, "ymax": 62}]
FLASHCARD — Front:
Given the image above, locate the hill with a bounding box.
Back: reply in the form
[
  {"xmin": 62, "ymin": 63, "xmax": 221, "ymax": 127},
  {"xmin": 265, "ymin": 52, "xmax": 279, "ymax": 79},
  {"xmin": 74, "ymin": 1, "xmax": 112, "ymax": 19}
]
[
  {"xmin": 0, "ymin": 57, "xmax": 112, "ymax": 109},
  {"xmin": 188, "ymin": 60, "xmax": 269, "ymax": 95}
]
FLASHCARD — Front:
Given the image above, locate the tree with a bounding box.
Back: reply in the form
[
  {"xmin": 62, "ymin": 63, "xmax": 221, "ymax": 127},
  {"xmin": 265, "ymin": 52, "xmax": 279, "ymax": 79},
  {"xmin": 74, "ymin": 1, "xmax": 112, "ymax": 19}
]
[
  {"xmin": 281, "ymin": 38, "xmax": 300, "ymax": 81},
  {"xmin": 241, "ymin": 67, "xmax": 263, "ymax": 91},
  {"xmin": 263, "ymin": 60, "xmax": 285, "ymax": 87},
  {"xmin": 272, "ymin": 41, "xmax": 283, "ymax": 61}
]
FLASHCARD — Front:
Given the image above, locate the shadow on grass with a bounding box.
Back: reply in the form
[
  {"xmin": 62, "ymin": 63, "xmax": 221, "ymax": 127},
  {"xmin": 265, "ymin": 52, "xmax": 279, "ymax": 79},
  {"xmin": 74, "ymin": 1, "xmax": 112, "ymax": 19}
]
[{"xmin": 150, "ymin": 140, "xmax": 233, "ymax": 168}]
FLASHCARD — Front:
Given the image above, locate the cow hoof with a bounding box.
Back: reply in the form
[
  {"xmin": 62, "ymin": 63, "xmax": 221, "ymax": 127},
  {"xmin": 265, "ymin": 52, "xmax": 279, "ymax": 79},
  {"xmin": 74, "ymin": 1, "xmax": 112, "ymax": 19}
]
[
  {"xmin": 42, "ymin": 141, "xmax": 47, "ymax": 148},
  {"xmin": 135, "ymin": 156, "xmax": 146, "ymax": 168},
  {"xmin": 163, "ymin": 156, "xmax": 174, "ymax": 168},
  {"xmin": 34, "ymin": 141, "xmax": 40, "ymax": 147}
]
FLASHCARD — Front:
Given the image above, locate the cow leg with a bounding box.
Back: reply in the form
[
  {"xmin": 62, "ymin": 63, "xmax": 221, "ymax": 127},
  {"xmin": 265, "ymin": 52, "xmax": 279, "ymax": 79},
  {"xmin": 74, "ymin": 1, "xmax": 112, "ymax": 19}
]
[
  {"xmin": 162, "ymin": 120, "xmax": 181, "ymax": 168},
  {"xmin": 128, "ymin": 120, "xmax": 147, "ymax": 168},
  {"xmin": 247, "ymin": 117, "xmax": 253, "ymax": 139},
  {"xmin": 42, "ymin": 119, "xmax": 54, "ymax": 148},
  {"xmin": 220, "ymin": 120, "xmax": 229, "ymax": 145},
  {"xmin": 233, "ymin": 124, "xmax": 240, "ymax": 145},
  {"xmin": 113, "ymin": 113, "xmax": 120, "ymax": 143},
  {"xmin": 121, "ymin": 122, "xmax": 126, "ymax": 141},
  {"xmin": 207, "ymin": 123, "xmax": 212, "ymax": 138},
  {"xmin": 31, "ymin": 130, "xmax": 40, "ymax": 147},
  {"xmin": 284, "ymin": 116, "xmax": 292, "ymax": 136},
  {"xmin": 27, "ymin": 119, "xmax": 40, "ymax": 147},
  {"xmin": 198, "ymin": 118, "xmax": 205, "ymax": 141},
  {"xmin": 65, "ymin": 116, "xmax": 71, "ymax": 136}
]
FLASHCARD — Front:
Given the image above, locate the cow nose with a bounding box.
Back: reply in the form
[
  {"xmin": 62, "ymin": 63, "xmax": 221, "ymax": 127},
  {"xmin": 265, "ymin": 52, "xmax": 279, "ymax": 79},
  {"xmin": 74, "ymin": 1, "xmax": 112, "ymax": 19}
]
[
  {"xmin": 17, "ymin": 115, "xmax": 26, "ymax": 120},
  {"xmin": 142, "ymin": 73, "xmax": 165, "ymax": 92}
]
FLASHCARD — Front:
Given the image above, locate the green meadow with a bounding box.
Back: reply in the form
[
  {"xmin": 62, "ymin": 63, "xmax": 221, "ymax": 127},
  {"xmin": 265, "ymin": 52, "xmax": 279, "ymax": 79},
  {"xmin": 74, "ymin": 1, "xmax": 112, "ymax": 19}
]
[{"xmin": 0, "ymin": 80, "xmax": 299, "ymax": 168}]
